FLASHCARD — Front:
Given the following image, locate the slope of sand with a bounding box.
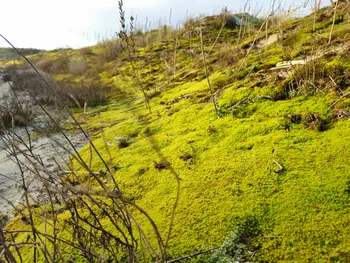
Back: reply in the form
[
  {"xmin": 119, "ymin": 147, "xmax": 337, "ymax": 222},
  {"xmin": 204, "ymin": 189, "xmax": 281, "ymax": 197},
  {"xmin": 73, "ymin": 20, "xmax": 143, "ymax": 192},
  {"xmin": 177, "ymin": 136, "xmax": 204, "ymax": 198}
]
[{"xmin": 0, "ymin": 80, "xmax": 86, "ymax": 215}]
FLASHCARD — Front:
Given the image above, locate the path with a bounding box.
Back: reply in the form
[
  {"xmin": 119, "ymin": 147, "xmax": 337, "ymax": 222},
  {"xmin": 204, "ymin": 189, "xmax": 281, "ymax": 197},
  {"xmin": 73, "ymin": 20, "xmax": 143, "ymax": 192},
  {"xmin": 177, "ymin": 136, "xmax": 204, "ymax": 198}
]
[{"xmin": 0, "ymin": 79, "xmax": 86, "ymax": 215}]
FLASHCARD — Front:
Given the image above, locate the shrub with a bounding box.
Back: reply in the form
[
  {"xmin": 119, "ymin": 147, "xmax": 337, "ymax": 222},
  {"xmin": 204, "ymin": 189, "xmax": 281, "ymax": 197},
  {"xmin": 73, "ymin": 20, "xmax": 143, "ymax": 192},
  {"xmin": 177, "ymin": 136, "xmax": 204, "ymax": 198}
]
[
  {"xmin": 11, "ymin": 70, "xmax": 112, "ymax": 107},
  {"xmin": 216, "ymin": 46, "xmax": 245, "ymax": 67},
  {"xmin": 11, "ymin": 70, "xmax": 58, "ymax": 105},
  {"xmin": 35, "ymin": 58, "xmax": 54, "ymax": 73},
  {"xmin": 2, "ymin": 73, "xmax": 12, "ymax": 82},
  {"xmin": 0, "ymin": 212, "xmax": 9, "ymax": 228},
  {"xmin": 68, "ymin": 56, "xmax": 89, "ymax": 75},
  {"xmin": 80, "ymin": 47, "xmax": 94, "ymax": 56},
  {"xmin": 98, "ymin": 40, "xmax": 123, "ymax": 62},
  {"xmin": 61, "ymin": 80, "xmax": 112, "ymax": 107},
  {"xmin": 51, "ymin": 56, "xmax": 70, "ymax": 73},
  {"xmin": 285, "ymin": 59, "xmax": 350, "ymax": 98},
  {"xmin": 0, "ymin": 94, "xmax": 34, "ymax": 133},
  {"xmin": 11, "ymin": 69, "xmax": 54, "ymax": 92},
  {"xmin": 3, "ymin": 63, "xmax": 28, "ymax": 76}
]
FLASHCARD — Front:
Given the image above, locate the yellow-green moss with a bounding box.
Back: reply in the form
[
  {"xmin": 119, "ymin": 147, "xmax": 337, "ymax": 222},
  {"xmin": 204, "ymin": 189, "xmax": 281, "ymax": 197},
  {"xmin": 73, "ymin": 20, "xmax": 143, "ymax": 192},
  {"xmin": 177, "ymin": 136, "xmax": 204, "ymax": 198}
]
[{"xmin": 4, "ymin": 6, "xmax": 350, "ymax": 262}]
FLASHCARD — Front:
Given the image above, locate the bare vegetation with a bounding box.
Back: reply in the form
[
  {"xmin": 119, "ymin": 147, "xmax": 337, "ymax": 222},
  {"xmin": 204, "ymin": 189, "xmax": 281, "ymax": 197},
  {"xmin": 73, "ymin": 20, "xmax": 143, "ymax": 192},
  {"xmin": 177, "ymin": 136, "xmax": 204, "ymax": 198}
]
[
  {"xmin": 0, "ymin": 93, "xmax": 34, "ymax": 133},
  {"xmin": 8, "ymin": 70, "xmax": 112, "ymax": 107}
]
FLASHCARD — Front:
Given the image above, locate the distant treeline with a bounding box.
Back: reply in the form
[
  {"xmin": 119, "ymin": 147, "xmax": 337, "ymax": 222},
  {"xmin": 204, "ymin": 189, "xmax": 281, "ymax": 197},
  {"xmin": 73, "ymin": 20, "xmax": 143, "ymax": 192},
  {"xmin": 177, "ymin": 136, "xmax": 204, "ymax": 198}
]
[{"xmin": 0, "ymin": 47, "xmax": 43, "ymax": 60}]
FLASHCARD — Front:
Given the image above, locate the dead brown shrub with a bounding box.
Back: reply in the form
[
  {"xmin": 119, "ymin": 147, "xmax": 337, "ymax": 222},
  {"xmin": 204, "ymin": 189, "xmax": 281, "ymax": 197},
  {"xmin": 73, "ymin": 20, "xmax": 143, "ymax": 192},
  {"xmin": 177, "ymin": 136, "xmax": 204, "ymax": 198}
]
[
  {"xmin": 0, "ymin": 94, "xmax": 34, "ymax": 132},
  {"xmin": 35, "ymin": 58, "xmax": 55, "ymax": 73},
  {"xmin": 216, "ymin": 45, "xmax": 245, "ymax": 67},
  {"xmin": 68, "ymin": 56, "xmax": 89, "ymax": 75},
  {"xmin": 98, "ymin": 40, "xmax": 123, "ymax": 62},
  {"xmin": 11, "ymin": 70, "xmax": 112, "ymax": 107}
]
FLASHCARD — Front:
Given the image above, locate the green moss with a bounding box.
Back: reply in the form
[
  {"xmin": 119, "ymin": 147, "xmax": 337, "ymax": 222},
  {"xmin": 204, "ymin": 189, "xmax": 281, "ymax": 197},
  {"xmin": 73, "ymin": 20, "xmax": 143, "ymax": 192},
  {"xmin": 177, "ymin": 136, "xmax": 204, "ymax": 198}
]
[
  {"xmin": 63, "ymin": 82, "xmax": 348, "ymax": 261},
  {"xmin": 4, "ymin": 5, "xmax": 350, "ymax": 262}
]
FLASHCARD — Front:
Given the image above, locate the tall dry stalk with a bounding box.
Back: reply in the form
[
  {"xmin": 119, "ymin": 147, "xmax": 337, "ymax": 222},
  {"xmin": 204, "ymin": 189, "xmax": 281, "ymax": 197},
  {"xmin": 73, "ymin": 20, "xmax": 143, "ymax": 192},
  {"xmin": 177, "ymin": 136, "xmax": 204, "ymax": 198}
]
[
  {"xmin": 199, "ymin": 25, "xmax": 221, "ymax": 118},
  {"xmin": 118, "ymin": 0, "xmax": 152, "ymax": 114},
  {"xmin": 328, "ymin": 0, "xmax": 339, "ymax": 43}
]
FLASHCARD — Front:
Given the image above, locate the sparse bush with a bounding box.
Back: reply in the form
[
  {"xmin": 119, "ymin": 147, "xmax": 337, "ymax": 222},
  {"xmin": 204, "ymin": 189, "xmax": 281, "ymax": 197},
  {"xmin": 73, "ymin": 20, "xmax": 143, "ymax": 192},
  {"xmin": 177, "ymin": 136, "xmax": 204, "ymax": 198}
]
[
  {"xmin": 183, "ymin": 16, "xmax": 197, "ymax": 30},
  {"xmin": 325, "ymin": 61, "xmax": 350, "ymax": 90},
  {"xmin": 2, "ymin": 73, "xmax": 12, "ymax": 82},
  {"xmin": 267, "ymin": 13, "xmax": 294, "ymax": 28},
  {"xmin": 285, "ymin": 59, "xmax": 350, "ymax": 98},
  {"xmin": 68, "ymin": 55, "xmax": 89, "ymax": 75},
  {"xmin": 51, "ymin": 55, "xmax": 70, "ymax": 73},
  {"xmin": 3, "ymin": 62, "xmax": 28, "ymax": 72},
  {"xmin": 80, "ymin": 47, "xmax": 94, "ymax": 56},
  {"xmin": 35, "ymin": 58, "xmax": 54, "ymax": 73},
  {"xmin": 216, "ymin": 46, "xmax": 245, "ymax": 67},
  {"xmin": 10, "ymin": 70, "xmax": 112, "ymax": 107},
  {"xmin": 0, "ymin": 94, "xmax": 34, "ymax": 132},
  {"xmin": 11, "ymin": 69, "xmax": 55, "ymax": 93},
  {"xmin": 0, "ymin": 213, "xmax": 8, "ymax": 228},
  {"xmin": 98, "ymin": 39, "xmax": 123, "ymax": 62},
  {"xmin": 63, "ymin": 80, "xmax": 112, "ymax": 107}
]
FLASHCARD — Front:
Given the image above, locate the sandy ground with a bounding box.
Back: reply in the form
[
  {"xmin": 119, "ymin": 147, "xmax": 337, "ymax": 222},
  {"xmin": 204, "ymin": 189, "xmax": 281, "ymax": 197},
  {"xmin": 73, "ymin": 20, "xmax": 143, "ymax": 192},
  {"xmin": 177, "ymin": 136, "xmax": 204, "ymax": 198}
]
[
  {"xmin": 256, "ymin": 33, "xmax": 280, "ymax": 48},
  {"xmin": 0, "ymin": 79, "xmax": 86, "ymax": 215}
]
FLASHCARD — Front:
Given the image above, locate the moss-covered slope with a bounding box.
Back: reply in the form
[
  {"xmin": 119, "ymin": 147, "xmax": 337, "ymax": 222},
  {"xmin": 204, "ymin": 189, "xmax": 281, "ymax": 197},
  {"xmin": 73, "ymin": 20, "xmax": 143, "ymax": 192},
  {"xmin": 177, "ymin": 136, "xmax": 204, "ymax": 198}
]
[{"xmin": 4, "ymin": 3, "xmax": 350, "ymax": 262}]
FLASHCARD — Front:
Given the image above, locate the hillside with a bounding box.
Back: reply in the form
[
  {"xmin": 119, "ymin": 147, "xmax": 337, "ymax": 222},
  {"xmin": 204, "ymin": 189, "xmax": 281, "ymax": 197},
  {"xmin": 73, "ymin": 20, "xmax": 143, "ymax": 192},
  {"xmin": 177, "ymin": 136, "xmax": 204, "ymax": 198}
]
[
  {"xmin": 2, "ymin": 3, "xmax": 350, "ymax": 262},
  {"xmin": 0, "ymin": 47, "xmax": 43, "ymax": 60}
]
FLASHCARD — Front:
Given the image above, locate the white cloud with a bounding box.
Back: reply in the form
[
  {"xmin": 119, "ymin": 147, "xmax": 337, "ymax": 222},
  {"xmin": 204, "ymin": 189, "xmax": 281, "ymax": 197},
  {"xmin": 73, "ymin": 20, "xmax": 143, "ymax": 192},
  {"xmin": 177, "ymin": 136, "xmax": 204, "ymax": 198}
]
[
  {"xmin": 0, "ymin": 0, "xmax": 325, "ymax": 49},
  {"xmin": 124, "ymin": 0, "xmax": 165, "ymax": 8}
]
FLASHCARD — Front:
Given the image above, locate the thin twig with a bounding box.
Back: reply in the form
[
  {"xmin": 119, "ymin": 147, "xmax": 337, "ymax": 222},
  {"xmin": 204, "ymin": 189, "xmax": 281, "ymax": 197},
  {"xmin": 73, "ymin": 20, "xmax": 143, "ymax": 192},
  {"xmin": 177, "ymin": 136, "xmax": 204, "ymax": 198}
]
[
  {"xmin": 326, "ymin": 92, "xmax": 350, "ymax": 112},
  {"xmin": 328, "ymin": 0, "xmax": 339, "ymax": 44},
  {"xmin": 273, "ymin": 160, "xmax": 285, "ymax": 173},
  {"xmin": 199, "ymin": 25, "xmax": 221, "ymax": 118}
]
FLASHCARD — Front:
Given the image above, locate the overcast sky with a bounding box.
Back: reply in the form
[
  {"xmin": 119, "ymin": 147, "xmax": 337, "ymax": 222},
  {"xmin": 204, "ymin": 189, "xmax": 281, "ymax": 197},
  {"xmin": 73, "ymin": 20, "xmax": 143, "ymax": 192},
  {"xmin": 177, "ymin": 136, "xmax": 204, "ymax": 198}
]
[{"xmin": 0, "ymin": 0, "xmax": 327, "ymax": 50}]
